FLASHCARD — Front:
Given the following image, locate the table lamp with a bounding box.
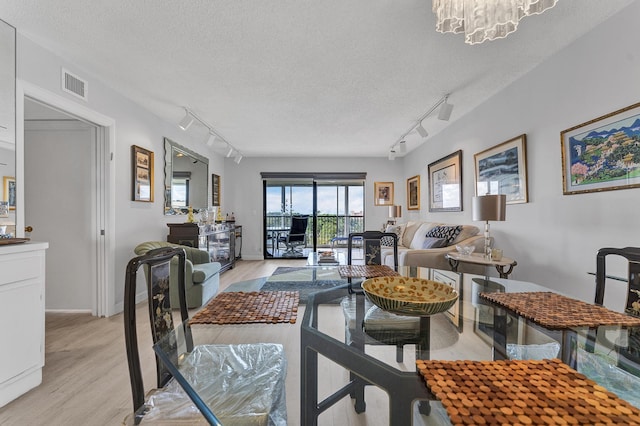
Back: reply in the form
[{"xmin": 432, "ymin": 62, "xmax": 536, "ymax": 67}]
[
  {"xmin": 388, "ymin": 205, "xmax": 402, "ymax": 225},
  {"xmin": 472, "ymin": 194, "xmax": 506, "ymax": 259}
]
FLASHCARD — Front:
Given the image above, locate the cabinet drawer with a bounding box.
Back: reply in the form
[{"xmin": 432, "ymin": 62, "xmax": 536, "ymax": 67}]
[{"xmin": 0, "ymin": 256, "xmax": 41, "ymax": 286}]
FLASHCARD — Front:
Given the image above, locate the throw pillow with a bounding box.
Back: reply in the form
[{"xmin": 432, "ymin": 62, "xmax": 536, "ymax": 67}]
[
  {"xmin": 425, "ymin": 225, "xmax": 463, "ymax": 246},
  {"xmin": 380, "ymin": 235, "xmax": 398, "ymax": 247},
  {"xmin": 421, "ymin": 237, "xmax": 447, "ymax": 249},
  {"xmin": 385, "ymin": 224, "xmax": 406, "ymax": 244}
]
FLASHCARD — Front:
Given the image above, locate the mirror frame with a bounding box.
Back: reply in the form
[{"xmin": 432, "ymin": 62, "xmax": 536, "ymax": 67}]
[{"xmin": 164, "ymin": 137, "xmax": 209, "ymax": 215}]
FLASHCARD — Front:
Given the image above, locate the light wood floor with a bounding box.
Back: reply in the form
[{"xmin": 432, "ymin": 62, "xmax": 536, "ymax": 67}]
[{"xmin": 0, "ymin": 259, "xmax": 432, "ymax": 426}]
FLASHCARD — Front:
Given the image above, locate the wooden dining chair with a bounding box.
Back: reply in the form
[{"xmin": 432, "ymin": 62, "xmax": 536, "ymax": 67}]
[
  {"xmin": 594, "ymin": 247, "xmax": 640, "ymax": 315},
  {"xmin": 123, "ymin": 247, "xmax": 288, "ymax": 425}
]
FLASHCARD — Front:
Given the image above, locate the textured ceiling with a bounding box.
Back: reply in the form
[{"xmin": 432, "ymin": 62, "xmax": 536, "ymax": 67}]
[{"xmin": 1, "ymin": 0, "xmax": 635, "ymax": 157}]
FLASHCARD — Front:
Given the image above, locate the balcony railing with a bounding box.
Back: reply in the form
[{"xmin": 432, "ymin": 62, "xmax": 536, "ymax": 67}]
[{"xmin": 266, "ymin": 214, "xmax": 364, "ymax": 247}]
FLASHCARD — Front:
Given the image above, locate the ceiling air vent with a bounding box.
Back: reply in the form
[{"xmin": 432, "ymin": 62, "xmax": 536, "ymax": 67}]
[{"xmin": 61, "ymin": 68, "xmax": 88, "ymax": 101}]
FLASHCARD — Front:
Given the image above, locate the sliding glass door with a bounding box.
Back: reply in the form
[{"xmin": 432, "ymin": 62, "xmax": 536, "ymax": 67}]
[{"xmin": 262, "ymin": 174, "xmax": 365, "ymax": 259}]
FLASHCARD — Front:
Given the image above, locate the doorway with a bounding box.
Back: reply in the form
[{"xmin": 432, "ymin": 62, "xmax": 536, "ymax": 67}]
[
  {"xmin": 24, "ymin": 99, "xmax": 97, "ymax": 312},
  {"xmin": 262, "ymin": 174, "xmax": 365, "ymax": 259},
  {"xmin": 17, "ymin": 80, "xmax": 114, "ymax": 316}
]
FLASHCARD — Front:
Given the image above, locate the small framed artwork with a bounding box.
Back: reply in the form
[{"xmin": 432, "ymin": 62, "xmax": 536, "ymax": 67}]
[
  {"xmin": 561, "ymin": 101, "xmax": 640, "ymax": 195},
  {"xmin": 211, "ymin": 174, "xmax": 221, "ymax": 206},
  {"xmin": 407, "ymin": 175, "xmax": 420, "ymax": 210},
  {"xmin": 2, "ymin": 176, "xmax": 15, "ymax": 210},
  {"xmin": 430, "ymin": 268, "xmax": 463, "ymax": 331},
  {"xmin": 132, "ymin": 145, "xmax": 154, "ymax": 202},
  {"xmin": 428, "ymin": 150, "xmax": 462, "ymax": 212},
  {"xmin": 374, "ymin": 181, "xmax": 394, "ymax": 206},
  {"xmin": 474, "ymin": 134, "xmax": 528, "ymax": 204}
]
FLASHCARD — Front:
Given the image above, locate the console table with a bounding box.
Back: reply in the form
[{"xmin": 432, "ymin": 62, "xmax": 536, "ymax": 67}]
[
  {"xmin": 445, "ymin": 252, "xmax": 517, "ymax": 278},
  {"xmin": 167, "ymin": 223, "xmax": 238, "ymax": 272}
]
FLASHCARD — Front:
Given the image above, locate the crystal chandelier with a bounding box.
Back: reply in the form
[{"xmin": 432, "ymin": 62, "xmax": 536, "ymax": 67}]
[{"xmin": 432, "ymin": 0, "xmax": 558, "ymax": 45}]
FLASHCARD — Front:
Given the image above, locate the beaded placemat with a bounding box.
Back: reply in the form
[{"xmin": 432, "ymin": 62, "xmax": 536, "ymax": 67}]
[
  {"xmin": 417, "ymin": 358, "xmax": 640, "ymax": 425},
  {"xmin": 479, "ymin": 291, "xmax": 640, "ymax": 329},
  {"xmin": 338, "ymin": 265, "xmax": 400, "ymax": 278},
  {"xmin": 189, "ymin": 291, "xmax": 299, "ymax": 325}
]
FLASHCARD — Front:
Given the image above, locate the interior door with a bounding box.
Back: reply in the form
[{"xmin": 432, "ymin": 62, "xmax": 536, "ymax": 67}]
[{"xmin": 24, "ymin": 116, "xmax": 96, "ymax": 311}]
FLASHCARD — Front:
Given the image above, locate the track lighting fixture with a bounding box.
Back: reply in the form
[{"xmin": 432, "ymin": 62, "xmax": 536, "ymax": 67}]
[
  {"xmin": 388, "ymin": 93, "xmax": 453, "ymax": 157},
  {"xmin": 205, "ymin": 133, "xmax": 217, "ymax": 147},
  {"xmin": 178, "ymin": 110, "xmax": 194, "ymax": 130},
  {"xmin": 388, "ymin": 148, "xmax": 396, "ymax": 161},
  {"xmin": 438, "ymin": 96, "xmax": 454, "ymax": 121},
  {"xmin": 416, "ymin": 123, "xmax": 428, "ymax": 138},
  {"xmin": 178, "ymin": 107, "xmax": 243, "ymax": 164}
]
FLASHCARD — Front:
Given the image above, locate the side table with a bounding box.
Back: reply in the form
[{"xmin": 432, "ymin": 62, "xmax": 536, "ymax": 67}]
[{"xmin": 445, "ymin": 252, "xmax": 517, "ymax": 278}]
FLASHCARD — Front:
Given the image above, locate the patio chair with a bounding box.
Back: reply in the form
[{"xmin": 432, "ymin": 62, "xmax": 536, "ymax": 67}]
[
  {"xmin": 123, "ymin": 247, "xmax": 287, "ymax": 425},
  {"xmin": 279, "ymin": 215, "xmax": 309, "ymax": 256}
]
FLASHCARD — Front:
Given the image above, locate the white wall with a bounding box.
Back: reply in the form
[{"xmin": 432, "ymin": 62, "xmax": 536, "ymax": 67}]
[
  {"xmin": 402, "ymin": 1, "xmax": 640, "ymax": 305},
  {"xmin": 15, "ymin": 34, "xmax": 226, "ymax": 314},
  {"xmin": 224, "ymin": 156, "xmax": 404, "ymax": 259}
]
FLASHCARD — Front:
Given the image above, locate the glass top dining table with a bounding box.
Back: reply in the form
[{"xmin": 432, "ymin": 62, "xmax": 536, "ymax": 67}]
[{"xmin": 153, "ymin": 265, "xmax": 640, "ymax": 425}]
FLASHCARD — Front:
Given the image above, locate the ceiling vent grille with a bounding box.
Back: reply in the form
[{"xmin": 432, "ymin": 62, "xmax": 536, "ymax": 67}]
[{"xmin": 61, "ymin": 68, "xmax": 88, "ymax": 101}]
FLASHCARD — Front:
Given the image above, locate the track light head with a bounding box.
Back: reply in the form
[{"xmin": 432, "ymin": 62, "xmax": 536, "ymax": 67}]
[
  {"xmin": 178, "ymin": 110, "xmax": 194, "ymax": 130},
  {"xmin": 226, "ymin": 146, "xmax": 234, "ymax": 158},
  {"xmin": 234, "ymin": 154, "xmax": 243, "ymax": 164},
  {"xmin": 399, "ymin": 140, "xmax": 407, "ymax": 153},
  {"xmin": 438, "ymin": 98, "xmax": 454, "ymax": 121},
  {"xmin": 388, "ymin": 148, "xmax": 396, "ymax": 161},
  {"xmin": 206, "ymin": 133, "xmax": 217, "ymax": 146},
  {"xmin": 416, "ymin": 123, "xmax": 428, "ymax": 138}
]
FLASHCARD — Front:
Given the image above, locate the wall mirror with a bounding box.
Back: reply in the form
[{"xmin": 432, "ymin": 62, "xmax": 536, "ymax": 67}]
[
  {"xmin": 0, "ymin": 20, "xmax": 16, "ymax": 233},
  {"xmin": 164, "ymin": 137, "xmax": 209, "ymax": 215}
]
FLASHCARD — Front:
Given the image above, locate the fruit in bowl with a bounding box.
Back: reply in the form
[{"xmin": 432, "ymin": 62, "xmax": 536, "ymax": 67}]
[
  {"xmin": 455, "ymin": 245, "xmax": 475, "ymax": 256},
  {"xmin": 362, "ymin": 276, "xmax": 458, "ymax": 316}
]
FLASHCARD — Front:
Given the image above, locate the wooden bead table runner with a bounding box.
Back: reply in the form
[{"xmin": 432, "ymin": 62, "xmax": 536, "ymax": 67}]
[
  {"xmin": 480, "ymin": 291, "xmax": 640, "ymax": 329},
  {"xmin": 189, "ymin": 291, "xmax": 299, "ymax": 325},
  {"xmin": 416, "ymin": 358, "xmax": 640, "ymax": 425},
  {"xmin": 338, "ymin": 265, "xmax": 400, "ymax": 278}
]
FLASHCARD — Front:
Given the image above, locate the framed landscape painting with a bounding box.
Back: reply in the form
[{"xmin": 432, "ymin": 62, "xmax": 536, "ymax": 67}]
[
  {"xmin": 407, "ymin": 175, "xmax": 420, "ymax": 210},
  {"xmin": 374, "ymin": 181, "xmax": 394, "ymax": 206},
  {"xmin": 428, "ymin": 150, "xmax": 462, "ymax": 212},
  {"xmin": 132, "ymin": 145, "xmax": 154, "ymax": 202},
  {"xmin": 561, "ymin": 101, "xmax": 640, "ymax": 195},
  {"xmin": 474, "ymin": 134, "xmax": 528, "ymax": 204}
]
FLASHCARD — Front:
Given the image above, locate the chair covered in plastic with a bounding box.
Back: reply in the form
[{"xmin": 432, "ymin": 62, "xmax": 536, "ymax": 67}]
[{"xmin": 123, "ymin": 247, "xmax": 287, "ymax": 425}]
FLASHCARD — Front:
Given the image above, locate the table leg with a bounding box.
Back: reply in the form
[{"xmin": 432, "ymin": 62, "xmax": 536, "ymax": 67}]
[
  {"xmin": 300, "ymin": 333, "xmax": 319, "ymax": 425},
  {"xmin": 495, "ymin": 263, "xmax": 516, "ymax": 278},
  {"xmin": 448, "ymin": 257, "xmax": 460, "ymax": 272}
]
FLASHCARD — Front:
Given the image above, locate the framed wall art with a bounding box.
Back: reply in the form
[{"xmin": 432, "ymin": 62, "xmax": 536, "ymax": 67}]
[
  {"xmin": 374, "ymin": 181, "xmax": 394, "ymax": 206},
  {"xmin": 2, "ymin": 176, "xmax": 15, "ymax": 210},
  {"xmin": 474, "ymin": 134, "xmax": 528, "ymax": 204},
  {"xmin": 132, "ymin": 145, "xmax": 154, "ymax": 202},
  {"xmin": 428, "ymin": 150, "xmax": 462, "ymax": 212},
  {"xmin": 211, "ymin": 173, "xmax": 221, "ymax": 206},
  {"xmin": 561, "ymin": 101, "xmax": 640, "ymax": 195},
  {"xmin": 407, "ymin": 175, "xmax": 420, "ymax": 210}
]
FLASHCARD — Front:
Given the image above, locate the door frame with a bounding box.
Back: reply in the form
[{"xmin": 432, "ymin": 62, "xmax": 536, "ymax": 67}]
[{"xmin": 16, "ymin": 80, "xmax": 116, "ymax": 317}]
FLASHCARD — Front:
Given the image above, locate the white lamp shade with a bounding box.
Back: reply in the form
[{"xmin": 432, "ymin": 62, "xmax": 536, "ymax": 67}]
[{"xmin": 472, "ymin": 194, "xmax": 506, "ymax": 222}]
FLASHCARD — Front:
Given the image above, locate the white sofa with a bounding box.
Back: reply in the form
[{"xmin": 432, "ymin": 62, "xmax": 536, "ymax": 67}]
[{"xmin": 381, "ymin": 221, "xmax": 488, "ymax": 273}]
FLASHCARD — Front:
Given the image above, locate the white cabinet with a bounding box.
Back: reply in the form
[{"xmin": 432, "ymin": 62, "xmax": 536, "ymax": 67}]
[
  {"xmin": 0, "ymin": 20, "xmax": 15, "ymax": 147},
  {"xmin": 0, "ymin": 242, "xmax": 48, "ymax": 407}
]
